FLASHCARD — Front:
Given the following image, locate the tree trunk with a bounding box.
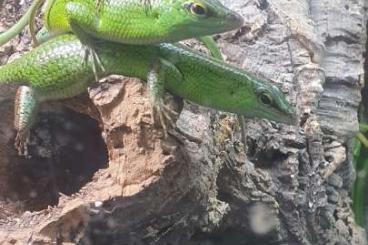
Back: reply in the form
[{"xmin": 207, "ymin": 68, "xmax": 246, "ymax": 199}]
[{"xmin": 0, "ymin": 0, "xmax": 367, "ymax": 244}]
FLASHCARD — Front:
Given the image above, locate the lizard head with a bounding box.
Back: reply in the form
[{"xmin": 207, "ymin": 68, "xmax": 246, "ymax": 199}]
[
  {"xmin": 159, "ymin": 0, "xmax": 244, "ymax": 39},
  {"xmin": 242, "ymin": 82, "xmax": 297, "ymax": 125},
  {"xmin": 249, "ymin": 84, "xmax": 296, "ymax": 124},
  {"xmin": 228, "ymin": 78, "xmax": 296, "ymax": 125}
]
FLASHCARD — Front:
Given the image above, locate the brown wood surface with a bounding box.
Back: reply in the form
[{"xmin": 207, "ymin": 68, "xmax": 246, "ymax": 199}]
[{"xmin": 0, "ymin": 0, "xmax": 366, "ymax": 244}]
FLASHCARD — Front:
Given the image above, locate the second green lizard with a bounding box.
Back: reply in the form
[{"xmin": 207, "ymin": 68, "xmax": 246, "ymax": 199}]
[{"xmin": 0, "ymin": 34, "xmax": 296, "ymax": 154}]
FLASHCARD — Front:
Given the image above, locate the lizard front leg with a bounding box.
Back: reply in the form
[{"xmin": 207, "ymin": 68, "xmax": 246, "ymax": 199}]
[
  {"xmin": 64, "ymin": 2, "xmax": 105, "ymax": 81},
  {"xmin": 199, "ymin": 36, "xmax": 247, "ymax": 144},
  {"xmin": 198, "ymin": 36, "xmax": 223, "ymax": 60},
  {"xmin": 147, "ymin": 59, "xmax": 182, "ymax": 137},
  {"xmin": 14, "ymin": 86, "xmax": 39, "ymax": 156}
]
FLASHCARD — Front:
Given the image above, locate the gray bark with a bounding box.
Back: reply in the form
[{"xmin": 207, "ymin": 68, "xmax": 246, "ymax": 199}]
[{"xmin": 0, "ymin": 0, "xmax": 367, "ymax": 244}]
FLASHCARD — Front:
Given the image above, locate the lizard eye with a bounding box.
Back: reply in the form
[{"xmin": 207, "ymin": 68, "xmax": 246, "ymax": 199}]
[
  {"xmin": 185, "ymin": 2, "xmax": 207, "ymax": 16},
  {"xmin": 258, "ymin": 91, "xmax": 273, "ymax": 107}
]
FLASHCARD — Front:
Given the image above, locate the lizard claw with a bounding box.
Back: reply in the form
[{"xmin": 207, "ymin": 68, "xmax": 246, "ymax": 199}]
[
  {"xmin": 151, "ymin": 100, "xmax": 178, "ymax": 137},
  {"xmin": 15, "ymin": 132, "xmax": 29, "ymax": 157},
  {"xmin": 83, "ymin": 45, "xmax": 105, "ymax": 82}
]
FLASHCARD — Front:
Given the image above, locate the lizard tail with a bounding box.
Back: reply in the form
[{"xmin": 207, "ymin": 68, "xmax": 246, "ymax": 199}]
[{"xmin": 0, "ymin": 0, "xmax": 44, "ymax": 47}]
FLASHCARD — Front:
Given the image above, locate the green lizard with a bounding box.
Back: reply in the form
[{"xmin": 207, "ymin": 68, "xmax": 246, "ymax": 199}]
[
  {"xmin": 0, "ymin": 34, "xmax": 295, "ymax": 154},
  {"xmin": 0, "ymin": 0, "xmax": 242, "ymax": 60}
]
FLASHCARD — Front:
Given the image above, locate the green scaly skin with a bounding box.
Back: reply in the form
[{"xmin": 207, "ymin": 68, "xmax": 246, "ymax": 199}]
[
  {"xmin": 0, "ymin": 0, "xmax": 243, "ymax": 51},
  {"xmin": 44, "ymin": 0, "xmax": 243, "ymax": 43},
  {"xmin": 1, "ymin": 0, "xmax": 242, "ymax": 83},
  {"xmin": 0, "ymin": 34, "xmax": 296, "ymax": 154}
]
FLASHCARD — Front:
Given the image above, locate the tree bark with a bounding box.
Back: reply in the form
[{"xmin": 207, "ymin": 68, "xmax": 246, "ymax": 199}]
[{"xmin": 0, "ymin": 0, "xmax": 367, "ymax": 244}]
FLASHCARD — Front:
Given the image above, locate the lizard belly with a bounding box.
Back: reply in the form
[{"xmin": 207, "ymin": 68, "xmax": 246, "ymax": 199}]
[{"xmin": 35, "ymin": 77, "xmax": 92, "ymax": 102}]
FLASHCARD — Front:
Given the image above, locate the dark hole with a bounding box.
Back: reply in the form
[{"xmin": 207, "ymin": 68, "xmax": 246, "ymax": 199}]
[{"xmin": 8, "ymin": 107, "xmax": 108, "ymax": 211}]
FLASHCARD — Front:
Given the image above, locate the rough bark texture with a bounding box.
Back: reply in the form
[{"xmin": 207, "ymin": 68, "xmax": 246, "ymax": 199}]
[{"xmin": 0, "ymin": 0, "xmax": 367, "ymax": 244}]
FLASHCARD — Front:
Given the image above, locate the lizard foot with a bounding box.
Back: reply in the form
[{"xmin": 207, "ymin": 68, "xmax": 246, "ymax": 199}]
[
  {"xmin": 15, "ymin": 132, "xmax": 29, "ymax": 157},
  {"xmin": 151, "ymin": 100, "xmax": 178, "ymax": 138}
]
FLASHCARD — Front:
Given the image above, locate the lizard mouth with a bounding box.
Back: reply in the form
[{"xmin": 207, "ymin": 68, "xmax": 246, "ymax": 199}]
[
  {"xmin": 251, "ymin": 106, "xmax": 297, "ymax": 125},
  {"xmin": 184, "ymin": 9, "xmax": 243, "ymax": 35},
  {"xmin": 224, "ymin": 11, "xmax": 244, "ymax": 30},
  {"xmin": 190, "ymin": 13, "xmax": 243, "ymax": 36}
]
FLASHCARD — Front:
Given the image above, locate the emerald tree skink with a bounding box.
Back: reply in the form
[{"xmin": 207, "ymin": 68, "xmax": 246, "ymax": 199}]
[
  {"xmin": 1, "ymin": 0, "xmax": 242, "ymax": 80},
  {"xmin": 0, "ymin": 0, "xmax": 243, "ymax": 59},
  {"xmin": 0, "ymin": 34, "xmax": 295, "ymax": 154},
  {"xmin": 43, "ymin": 0, "xmax": 242, "ymax": 43}
]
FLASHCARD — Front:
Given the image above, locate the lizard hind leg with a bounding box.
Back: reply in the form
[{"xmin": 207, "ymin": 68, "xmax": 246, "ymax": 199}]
[
  {"xmin": 198, "ymin": 36, "xmax": 223, "ymax": 60},
  {"xmin": 147, "ymin": 59, "xmax": 182, "ymax": 137},
  {"xmin": 14, "ymin": 86, "xmax": 39, "ymax": 156}
]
